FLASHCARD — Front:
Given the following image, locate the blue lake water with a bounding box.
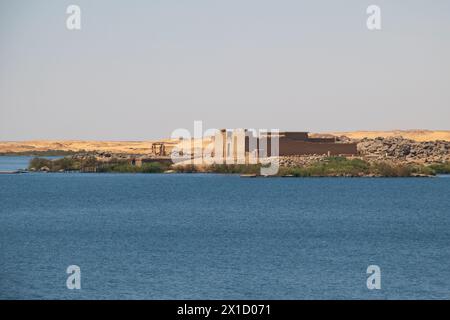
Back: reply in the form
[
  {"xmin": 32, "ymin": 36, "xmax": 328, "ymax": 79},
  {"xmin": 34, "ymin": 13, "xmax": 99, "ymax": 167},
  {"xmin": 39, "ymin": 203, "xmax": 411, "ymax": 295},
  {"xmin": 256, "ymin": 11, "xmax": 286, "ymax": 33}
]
[
  {"xmin": 0, "ymin": 156, "xmax": 35, "ymax": 171},
  {"xmin": 0, "ymin": 157, "xmax": 449, "ymax": 299},
  {"xmin": 0, "ymin": 156, "xmax": 60, "ymax": 171}
]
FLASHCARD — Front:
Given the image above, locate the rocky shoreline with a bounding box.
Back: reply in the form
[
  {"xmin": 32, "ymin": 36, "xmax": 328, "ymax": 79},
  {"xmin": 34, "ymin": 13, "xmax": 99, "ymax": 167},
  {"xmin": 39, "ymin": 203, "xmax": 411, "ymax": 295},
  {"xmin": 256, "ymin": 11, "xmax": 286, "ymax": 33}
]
[
  {"xmin": 356, "ymin": 137, "xmax": 450, "ymax": 163},
  {"xmin": 278, "ymin": 136, "xmax": 450, "ymax": 167}
]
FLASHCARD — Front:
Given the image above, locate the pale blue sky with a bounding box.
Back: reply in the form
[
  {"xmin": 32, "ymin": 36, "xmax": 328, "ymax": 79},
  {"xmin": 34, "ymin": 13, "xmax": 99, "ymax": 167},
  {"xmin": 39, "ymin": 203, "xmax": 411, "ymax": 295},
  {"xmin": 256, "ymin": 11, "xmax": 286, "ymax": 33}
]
[{"xmin": 1, "ymin": 0, "xmax": 449, "ymax": 140}]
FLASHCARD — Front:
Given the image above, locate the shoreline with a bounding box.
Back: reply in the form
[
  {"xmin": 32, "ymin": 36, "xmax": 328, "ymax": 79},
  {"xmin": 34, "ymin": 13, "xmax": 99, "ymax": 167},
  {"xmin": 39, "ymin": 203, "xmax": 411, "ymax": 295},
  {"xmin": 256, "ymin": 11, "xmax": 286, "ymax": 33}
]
[
  {"xmin": 5, "ymin": 168, "xmax": 441, "ymax": 178},
  {"xmin": 19, "ymin": 155, "xmax": 450, "ymax": 177}
]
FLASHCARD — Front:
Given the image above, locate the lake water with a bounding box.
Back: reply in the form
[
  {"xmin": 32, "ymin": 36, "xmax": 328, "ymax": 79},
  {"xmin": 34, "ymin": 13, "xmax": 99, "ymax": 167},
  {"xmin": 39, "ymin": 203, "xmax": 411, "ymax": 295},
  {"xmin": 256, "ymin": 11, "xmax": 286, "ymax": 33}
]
[
  {"xmin": 0, "ymin": 156, "xmax": 60, "ymax": 171},
  {"xmin": 0, "ymin": 157, "xmax": 449, "ymax": 299}
]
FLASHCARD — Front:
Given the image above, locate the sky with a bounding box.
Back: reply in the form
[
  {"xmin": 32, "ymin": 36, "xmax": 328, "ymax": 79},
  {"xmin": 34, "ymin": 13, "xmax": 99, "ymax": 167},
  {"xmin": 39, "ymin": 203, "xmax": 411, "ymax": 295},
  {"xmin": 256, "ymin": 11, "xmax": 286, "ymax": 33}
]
[{"xmin": 0, "ymin": 0, "xmax": 449, "ymax": 140}]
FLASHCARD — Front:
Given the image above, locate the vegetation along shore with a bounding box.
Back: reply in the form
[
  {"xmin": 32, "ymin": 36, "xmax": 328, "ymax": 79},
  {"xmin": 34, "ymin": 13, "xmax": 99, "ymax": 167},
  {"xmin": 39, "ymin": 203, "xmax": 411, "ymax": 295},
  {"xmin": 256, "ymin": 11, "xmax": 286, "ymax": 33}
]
[{"xmin": 26, "ymin": 156, "xmax": 450, "ymax": 177}]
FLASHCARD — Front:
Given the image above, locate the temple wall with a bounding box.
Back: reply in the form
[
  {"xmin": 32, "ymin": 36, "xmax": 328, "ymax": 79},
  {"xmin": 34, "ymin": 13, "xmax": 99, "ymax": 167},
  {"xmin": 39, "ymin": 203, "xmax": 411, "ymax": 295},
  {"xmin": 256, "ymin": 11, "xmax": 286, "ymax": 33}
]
[
  {"xmin": 219, "ymin": 130, "xmax": 358, "ymax": 160},
  {"xmin": 279, "ymin": 139, "xmax": 357, "ymax": 156}
]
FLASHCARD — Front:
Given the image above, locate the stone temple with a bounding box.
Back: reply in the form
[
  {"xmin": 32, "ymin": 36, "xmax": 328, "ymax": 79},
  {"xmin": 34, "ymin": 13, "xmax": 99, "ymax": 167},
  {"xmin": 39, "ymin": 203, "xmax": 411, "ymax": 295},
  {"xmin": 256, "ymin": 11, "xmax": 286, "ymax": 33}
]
[{"xmin": 213, "ymin": 129, "xmax": 357, "ymax": 163}]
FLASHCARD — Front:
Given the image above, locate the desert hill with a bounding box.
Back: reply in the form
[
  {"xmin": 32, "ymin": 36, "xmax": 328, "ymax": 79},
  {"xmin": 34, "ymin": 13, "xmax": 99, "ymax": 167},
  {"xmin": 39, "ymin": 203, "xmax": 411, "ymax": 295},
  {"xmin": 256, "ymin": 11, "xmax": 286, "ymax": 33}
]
[
  {"xmin": 1, "ymin": 130, "xmax": 449, "ymax": 155},
  {"xmin": 326, "ymin": 130, "xmax": 450, "ymax": 142}
]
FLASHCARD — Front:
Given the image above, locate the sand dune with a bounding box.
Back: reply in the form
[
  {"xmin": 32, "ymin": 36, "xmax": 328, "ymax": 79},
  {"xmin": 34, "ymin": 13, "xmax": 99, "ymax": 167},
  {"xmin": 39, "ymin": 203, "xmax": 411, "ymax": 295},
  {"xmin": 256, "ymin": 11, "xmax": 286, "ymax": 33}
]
[
  {"xmin": 1, "ymin": 130, "xmax": 449, "ymax": 154},
  {"xmin": 0, "ymin": 140, "xmax": 176, "ymax": 154},
  {"xmin": 326, "ymin": 130, "xmax": 450, "ymax": 142}
]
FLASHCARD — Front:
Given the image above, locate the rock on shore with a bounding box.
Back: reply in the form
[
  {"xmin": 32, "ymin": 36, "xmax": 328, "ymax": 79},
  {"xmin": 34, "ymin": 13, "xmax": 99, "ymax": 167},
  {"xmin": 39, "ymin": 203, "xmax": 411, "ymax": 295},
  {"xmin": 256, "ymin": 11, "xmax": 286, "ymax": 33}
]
[
  {"xmin": 276, "ymin": 136, "xmax": 449, "ymax": 167},
  {"xmin": 356, "ymin": 137, "xmax": 450, "ymax": 163}
]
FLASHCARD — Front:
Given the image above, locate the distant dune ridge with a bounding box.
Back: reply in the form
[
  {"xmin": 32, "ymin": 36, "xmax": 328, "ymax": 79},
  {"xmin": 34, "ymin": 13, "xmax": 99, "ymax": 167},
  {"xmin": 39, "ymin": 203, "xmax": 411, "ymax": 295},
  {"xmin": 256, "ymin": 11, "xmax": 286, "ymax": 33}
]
[
  {"xmin": 326, "ymin": 130, "xmax": 450, "ymax": 142},
  {"xmin": 0, "ymin": 140, "xmax": 175, "ymax": 154},
  {"xmin": 0, "ymin": 130, "xmax": 449, "ymax": 154}
]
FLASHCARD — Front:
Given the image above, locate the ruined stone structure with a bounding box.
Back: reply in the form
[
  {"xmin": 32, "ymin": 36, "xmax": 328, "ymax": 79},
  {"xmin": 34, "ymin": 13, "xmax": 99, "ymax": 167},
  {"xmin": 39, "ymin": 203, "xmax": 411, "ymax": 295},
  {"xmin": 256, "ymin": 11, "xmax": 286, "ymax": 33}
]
[
  {"xmin": 214, "ymin": 129, "xmax": 357, "ymax": 163},
  {"xmin": 275, "ymin": 132, "xmax": 357, "ymax": 156},
  {"xmin": 151, "ymin": 142, "xmax": 166, "ymax": 156}
]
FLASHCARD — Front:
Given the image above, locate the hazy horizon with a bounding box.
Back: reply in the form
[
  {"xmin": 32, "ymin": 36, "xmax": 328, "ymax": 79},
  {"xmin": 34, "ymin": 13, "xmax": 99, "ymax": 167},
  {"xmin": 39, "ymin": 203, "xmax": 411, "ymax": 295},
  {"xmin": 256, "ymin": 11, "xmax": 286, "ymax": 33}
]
[
  {"xmin": 1, "ymin": 129, "xmax": 450, "ymax": 143},
  {"xmin": 1, "ymin": 0, "xmax": 449, "ymax": 140}
]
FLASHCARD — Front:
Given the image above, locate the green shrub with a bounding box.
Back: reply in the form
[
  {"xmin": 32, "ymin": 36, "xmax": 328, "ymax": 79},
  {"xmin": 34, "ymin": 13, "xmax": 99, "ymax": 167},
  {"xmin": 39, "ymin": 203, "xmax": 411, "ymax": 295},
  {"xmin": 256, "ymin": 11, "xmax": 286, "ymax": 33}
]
[
  {"xmin": 141, "ymin": 162, "xmax": 166, "ymax": 173},
  {"xmin": 278, "ymin": 158, "xmax": 436, "ymax": 177},
  {"xmin": 372, "ymin": 162, "xmax": 412, "ymax": 177},
  {"xmin": 28, "ymin": 158, "xmax": 53, "ymax": 170},
  {"xmin": 207, "ymin": 164, "xmax": 261, "ymax": 174},
  {"xmin": 428, "ymin": 162, "xmax": 450, "ymax": 174},
  {"xmin": 52, "ymin": 157, "xmax": 79, "ymax": 171},
  {"xmin": 277, "ymin": 158, "xmax": 368, "ymax": 177},
  {"xmin": 174, "ymin": 164, "xmax": 198, "ymax": 173}
]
